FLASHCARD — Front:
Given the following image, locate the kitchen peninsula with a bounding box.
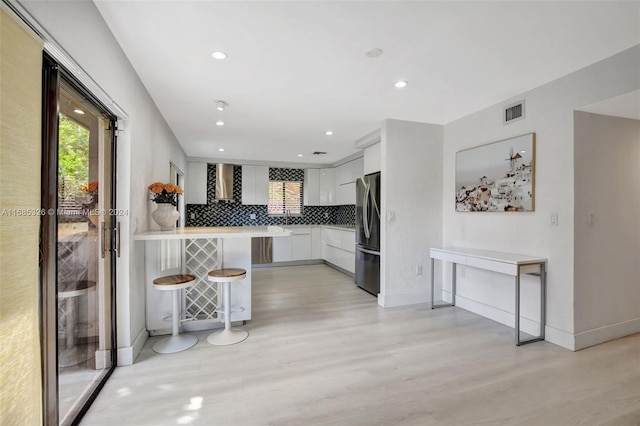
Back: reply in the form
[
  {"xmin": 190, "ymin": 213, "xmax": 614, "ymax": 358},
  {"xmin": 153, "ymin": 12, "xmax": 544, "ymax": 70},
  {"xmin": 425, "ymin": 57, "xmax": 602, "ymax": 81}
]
[{"xmin": 134, "ymin": 226, "xmax": 291, "ymax": 335}]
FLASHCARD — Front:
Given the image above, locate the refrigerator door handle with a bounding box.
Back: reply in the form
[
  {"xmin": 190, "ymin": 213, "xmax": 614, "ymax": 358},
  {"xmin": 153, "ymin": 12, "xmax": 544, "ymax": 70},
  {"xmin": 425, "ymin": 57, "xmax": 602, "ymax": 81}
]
[{"xmin": 356, "ymin": 246, "xmax": 380, "ymax": 256}]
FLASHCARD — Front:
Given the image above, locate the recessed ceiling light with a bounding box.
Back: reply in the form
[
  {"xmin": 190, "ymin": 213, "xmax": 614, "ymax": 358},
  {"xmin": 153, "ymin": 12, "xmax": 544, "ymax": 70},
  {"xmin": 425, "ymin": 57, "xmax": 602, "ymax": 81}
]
[
  {"xmin": 219, "ymin": 148, "xmax": 225, "ymax": 152},
  {"xmin": 325, "ymin": 130, "xmax": 333, "ymax": 136},
  {"xmin": 297, "ymin": 154, "xmax": 303, "ymax": 157},
  {"xmin": 394, "ymin": 80, "xmax": 408, "ymax": 89},
  {"xmin": 520, "ymin": 150, "xmax": 527, "ymax": 154},
  {"xmin": 216, "ymin": 100, "xmax": 227, "ymax": 111},
  {"xmin": 365, "ymin": 48, "xmax": 383, "ymax": 58},
  {"xmin": 73, "ymin": 109, "xmax": 85, "ymax": 115},
  {"xmin": 211, "ymin": 51, "xmax": 227, "ymax": 60},
  {"xmin": 216, "ymin": 121, "xmax": 225, "ymax": 126}
]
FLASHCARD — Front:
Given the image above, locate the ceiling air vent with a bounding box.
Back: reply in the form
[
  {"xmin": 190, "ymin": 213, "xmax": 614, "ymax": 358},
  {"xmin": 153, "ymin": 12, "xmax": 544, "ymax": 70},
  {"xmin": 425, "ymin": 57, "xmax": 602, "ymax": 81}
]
[
  {"xmin": 312, "ymin": 151, "xmax": 327, "ymax": 155},
  {"xmin": 504, "ymin": 100, "xmax": 525, "ymax": 124}
]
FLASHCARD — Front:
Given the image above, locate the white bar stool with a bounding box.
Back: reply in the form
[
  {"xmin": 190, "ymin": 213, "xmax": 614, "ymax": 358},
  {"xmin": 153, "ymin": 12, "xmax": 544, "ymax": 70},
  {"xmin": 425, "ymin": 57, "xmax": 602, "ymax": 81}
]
[
  {"xmin": 152, "ymin": 274, "xmax": 198, "ymax": 354},
  {"xmin": 207, "ymin": 268, "xmax": 248, "ymax": 345}
]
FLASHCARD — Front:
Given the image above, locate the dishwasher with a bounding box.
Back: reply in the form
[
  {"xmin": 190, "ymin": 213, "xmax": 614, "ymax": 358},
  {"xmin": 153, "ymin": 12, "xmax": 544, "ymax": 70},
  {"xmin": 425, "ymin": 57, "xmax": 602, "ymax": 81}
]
[{"xmin": 251, "ymin": 237, "xmax": 273, "ymax": 264}]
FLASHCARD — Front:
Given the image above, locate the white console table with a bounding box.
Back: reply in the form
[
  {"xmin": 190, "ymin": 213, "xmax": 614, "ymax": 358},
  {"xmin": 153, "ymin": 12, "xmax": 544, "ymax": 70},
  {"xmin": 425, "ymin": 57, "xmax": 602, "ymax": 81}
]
[{"xmin": 430, "ymin": 247, "xmax": 547, "ymax": 346}]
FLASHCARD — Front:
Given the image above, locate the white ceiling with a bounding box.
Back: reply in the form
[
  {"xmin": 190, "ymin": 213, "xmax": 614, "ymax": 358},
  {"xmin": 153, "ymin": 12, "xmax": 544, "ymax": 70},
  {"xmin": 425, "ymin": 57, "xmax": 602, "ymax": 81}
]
[{"xmin": 94, "ymin": 1, "xmax": 640, "ymax": 165}]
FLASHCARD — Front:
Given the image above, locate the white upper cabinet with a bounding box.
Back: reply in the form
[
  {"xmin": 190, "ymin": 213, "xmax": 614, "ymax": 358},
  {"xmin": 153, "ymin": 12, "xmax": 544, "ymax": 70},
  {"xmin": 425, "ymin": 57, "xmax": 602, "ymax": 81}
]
[
  {"xmin": 335, "ymin": 162, "xmax": 351, "ymax": 185},
  {"xmin": 364, "ymin": 143, "xmax": 381, "ymax": 175},
  {"xmin": 336, "ymin": 157, "xmax": 364, "ymax": 185},
  {"xmin": 334, "ymin": 157, "xmax": 363, "ymax": 205},
  {"xmin": 254, "ymin": 166, "xmax": 269, "ymax": 204},
  {"xmin": 351, "ymin": 157, "xmax": 364, "ymax": 181},
  {"xmin": 319, "ymin": 168, "xmax": 335, "ymax": 206},
  {"xmin": 335, "ymin": 182, "xmax": 355, "ymax": 205},
  {"xmin": 186, "ymin": 162, "xmax": 208, "ymax": 204},
  {"xmin": 242, "ymin": 165, "xmax": 269, "ymax": 205},
  {"xmin": 304, "ymin": 169, "xmax": 320, "ymax": 206}
]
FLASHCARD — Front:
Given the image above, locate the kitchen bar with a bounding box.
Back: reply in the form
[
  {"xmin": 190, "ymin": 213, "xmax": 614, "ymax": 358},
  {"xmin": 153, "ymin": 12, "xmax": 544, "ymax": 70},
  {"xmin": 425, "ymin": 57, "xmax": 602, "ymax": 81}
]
[{"xmin": 134, "ymin": 226, "xmax": 292, "ymax": 335}]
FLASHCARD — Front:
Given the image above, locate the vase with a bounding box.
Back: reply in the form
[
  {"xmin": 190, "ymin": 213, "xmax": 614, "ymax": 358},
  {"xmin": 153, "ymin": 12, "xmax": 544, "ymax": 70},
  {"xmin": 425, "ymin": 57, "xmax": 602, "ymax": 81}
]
[{"xmin": 151, "ymin": 203, "xmax": 180, "ymax": 231}]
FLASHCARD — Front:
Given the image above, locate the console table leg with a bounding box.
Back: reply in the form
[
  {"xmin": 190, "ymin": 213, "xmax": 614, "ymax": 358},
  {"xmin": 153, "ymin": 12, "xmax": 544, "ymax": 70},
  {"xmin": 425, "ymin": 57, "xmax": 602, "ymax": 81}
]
[
  {"xmin": 515, "ymin": 271, "xmax": 521, "ymax": 346},
  {"xmin": 540, "ymin": 263, "xmax": 546, "ymax": 340},
  {"xmin": 430, "ymin": 258, "xmax": 435, "ymax": 309},
  {"xmin": 451, "ymin": 262, "xmax": 457, "ymax": 306}
]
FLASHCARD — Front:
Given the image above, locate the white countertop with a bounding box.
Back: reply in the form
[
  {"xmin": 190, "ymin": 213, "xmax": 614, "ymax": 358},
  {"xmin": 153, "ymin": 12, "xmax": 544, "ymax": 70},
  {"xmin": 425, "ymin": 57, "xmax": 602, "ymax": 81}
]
[
  {"xmin": 134, "ymin": 226, "xmax": 292, "ymax": 240},
  {"xmin": 321, "ymin": 225, "xmax": 356, "ymax": 232},
  {"xmin": 430, "ymin": 247, "xmax": 546, "ymax": 265}
]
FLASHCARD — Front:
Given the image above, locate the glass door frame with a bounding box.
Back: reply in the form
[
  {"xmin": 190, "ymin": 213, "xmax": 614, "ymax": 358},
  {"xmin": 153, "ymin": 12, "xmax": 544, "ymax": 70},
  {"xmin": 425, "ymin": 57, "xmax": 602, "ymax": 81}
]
[{"xmin": 40, "ymin": 52, "xmax": 118, "ymax": 426}]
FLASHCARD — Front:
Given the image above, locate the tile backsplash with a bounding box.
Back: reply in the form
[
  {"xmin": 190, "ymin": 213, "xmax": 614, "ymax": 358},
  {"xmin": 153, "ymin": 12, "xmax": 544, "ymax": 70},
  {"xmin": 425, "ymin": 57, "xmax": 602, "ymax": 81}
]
[{"xmin": 185, "ymin": 164, "xmax": 355, "ymax": 227}]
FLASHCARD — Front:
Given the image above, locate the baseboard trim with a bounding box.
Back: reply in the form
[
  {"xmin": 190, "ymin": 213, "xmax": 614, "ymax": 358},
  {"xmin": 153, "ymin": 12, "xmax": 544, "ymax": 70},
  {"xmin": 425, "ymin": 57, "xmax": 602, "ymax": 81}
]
[
  {"xmin": 574, "ymin": 318, "xmax": 640, "ymax": 350},
  {"xmin": 543, "ymin": 325, "xmax": 575, "ymax": 351},
  {"xmin": 454, "ymin": 295, "xmax": 541, "ymax": 334},
  {"xmin": 324, "ymin": 261, "xmax": 355, "ymax": 278},
  {"xmin": 453, "ymin": 294, "xmax": 567, "ymax": 345},
  {"xmin": 253, "ymin": 259, "xmax": 324, "ymax": 268},
  {"xmin": 117, "ymin": 328, "xmax": 148, "ymax": 366},
  {"xmin": 378, "ymin": 292, "xmax": 429, "ymax": 307}
]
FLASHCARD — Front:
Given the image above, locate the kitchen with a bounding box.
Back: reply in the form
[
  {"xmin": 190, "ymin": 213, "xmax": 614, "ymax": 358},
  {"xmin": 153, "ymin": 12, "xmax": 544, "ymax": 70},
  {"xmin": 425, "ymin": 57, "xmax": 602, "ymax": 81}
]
[
  {"xmin": 137, "ymin": 153, "xmax": 383, "ymax": 340},
  {"xmin": 185, "ymin": 146, "xmax": 381, "ymax": 269},
  {"xmin": 3, "ymin": 1, "xmax": 639, "ymax": 425}
]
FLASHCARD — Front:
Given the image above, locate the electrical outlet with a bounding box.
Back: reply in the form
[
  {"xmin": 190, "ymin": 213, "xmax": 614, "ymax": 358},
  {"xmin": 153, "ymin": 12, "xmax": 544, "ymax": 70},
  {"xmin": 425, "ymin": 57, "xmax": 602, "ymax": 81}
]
[
  {"xmin": 190, "ymin": 212, "xmax": 196, "ymax": 220},
  {"xmin": 324, "ymin": 212, "xmax": 329, "ymax": 219},
  {"xmin": 416, "ymin": 265, "xmax": 423, "ymax": 276},
  {"xmin": 588, "ymin": 213, "xmax": 596, "ymax": 227},
  {"xmin": 250, "ymin": 213, "xmax": 256, "ymax": 220},
  {"xmin": 550, "ymin": 212, "xmax": 558, "ymax": 226},
  {"xmin": 458, "ymin": 266, "xmax": 466, "ymax": 278}
]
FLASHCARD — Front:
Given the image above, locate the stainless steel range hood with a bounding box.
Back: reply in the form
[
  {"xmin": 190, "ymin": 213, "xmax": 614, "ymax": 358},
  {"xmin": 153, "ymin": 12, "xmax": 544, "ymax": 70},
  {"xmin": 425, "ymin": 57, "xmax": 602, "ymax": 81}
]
[{"xmin": 215, "ymin": 163, "xmax": 235, "ymax": 202}]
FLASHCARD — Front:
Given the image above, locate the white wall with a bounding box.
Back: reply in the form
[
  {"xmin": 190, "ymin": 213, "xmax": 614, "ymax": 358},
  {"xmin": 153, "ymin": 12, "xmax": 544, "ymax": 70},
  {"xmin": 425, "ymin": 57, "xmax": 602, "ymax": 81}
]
[
  {"xmin": 21, "ymin": 0, "xmax": 188, "ymax": 363},
  {"xmin": 379, "ymin": 119, "xmax": 443, "ymax": 307},
  {"xmin": 573, "ymin": 111, "xmax": 640, "ymax": 349},
  {"xmin": 443, "ymin": 45, "xmax": 640, "ymax": 350}
]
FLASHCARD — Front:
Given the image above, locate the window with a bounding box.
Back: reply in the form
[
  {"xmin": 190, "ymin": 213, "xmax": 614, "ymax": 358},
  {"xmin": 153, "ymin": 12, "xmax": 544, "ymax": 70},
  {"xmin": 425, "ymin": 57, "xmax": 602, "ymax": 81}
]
[{"xmin": 268, "ymin": 181, "xmax": 303, "ymax": 215}]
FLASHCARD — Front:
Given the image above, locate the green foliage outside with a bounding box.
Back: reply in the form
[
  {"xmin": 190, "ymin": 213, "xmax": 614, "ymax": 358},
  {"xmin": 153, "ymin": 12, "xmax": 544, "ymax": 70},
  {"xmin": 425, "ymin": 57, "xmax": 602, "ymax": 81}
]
[{"xmin": 58, "ymin": 114, "xmax": 89, "ymax": 199}]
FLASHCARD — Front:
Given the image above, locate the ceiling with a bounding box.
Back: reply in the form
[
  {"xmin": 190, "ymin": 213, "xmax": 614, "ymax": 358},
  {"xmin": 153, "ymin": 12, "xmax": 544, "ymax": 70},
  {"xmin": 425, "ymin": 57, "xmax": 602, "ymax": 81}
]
[{"xmin": 94, "ymin": 1, "xmax": 640, "ymax": 165}]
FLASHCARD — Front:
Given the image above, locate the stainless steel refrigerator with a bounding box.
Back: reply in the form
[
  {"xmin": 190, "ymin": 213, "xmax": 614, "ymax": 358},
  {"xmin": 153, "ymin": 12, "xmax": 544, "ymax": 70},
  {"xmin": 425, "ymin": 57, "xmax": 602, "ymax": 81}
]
[{"xmin": 355, "ymin": 172, "xmax": 381, "ymax": 296}]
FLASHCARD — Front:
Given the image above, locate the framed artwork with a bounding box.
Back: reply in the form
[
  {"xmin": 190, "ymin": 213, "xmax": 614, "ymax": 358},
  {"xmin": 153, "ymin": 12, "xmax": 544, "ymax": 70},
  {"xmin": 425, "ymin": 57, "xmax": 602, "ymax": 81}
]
[{"xmin": 455, "ymin": 133, "xmax": 535, "ymax": 212}]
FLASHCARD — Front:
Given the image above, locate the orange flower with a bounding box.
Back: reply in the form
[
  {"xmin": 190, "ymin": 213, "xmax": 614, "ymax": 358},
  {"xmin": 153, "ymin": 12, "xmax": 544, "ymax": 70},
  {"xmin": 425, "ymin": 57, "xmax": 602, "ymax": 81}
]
[
  {"xmin": 148, "ymin": 181, "xmax": 182, "ymax": 205},
  {"xmin": 148, "ymin": 182, "xmax": 164, "ymax": 194},
  {"xmin": 80, "ymin": 181, "xmax": 98, "ymax": 194}
]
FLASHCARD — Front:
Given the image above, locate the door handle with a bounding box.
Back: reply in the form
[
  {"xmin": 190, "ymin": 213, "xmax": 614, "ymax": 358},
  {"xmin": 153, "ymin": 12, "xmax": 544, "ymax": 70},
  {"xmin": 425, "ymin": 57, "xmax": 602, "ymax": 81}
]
[
  {"xmin": 101, "ymin": 222, "xmax": 107, "ymax": 259},
  {"xmin": 114, "ymin": 221, "xmax": 121, "ymax": 258},
  {"xmin": 356, "ymin": 247, "xmax": 380, "ymax": 256}
]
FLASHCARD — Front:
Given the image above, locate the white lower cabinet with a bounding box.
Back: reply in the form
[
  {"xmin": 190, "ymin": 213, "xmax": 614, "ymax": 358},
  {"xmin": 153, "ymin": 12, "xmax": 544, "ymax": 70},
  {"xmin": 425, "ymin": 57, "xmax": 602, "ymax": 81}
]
[
  {"xmin": 311, "ymin": 228, "xmax": 322, "ymax": 259},
  {"xmin": 272, "ymin": 235, "xmax": 292, "ymax": 262},
  {"xmin": 321, "ymin": 227, "xmax": 355, "ymax": 274},
  {"xmin": 273, "ymin": 227, "xmax": 314, "ymax": 261},
  {"xmin": 292, "ymin": 229, "xmax": 312, "ymax": 261},
  {"xmin": 271, "ymin": 226, "xmax": 354, "ymax": 274}
]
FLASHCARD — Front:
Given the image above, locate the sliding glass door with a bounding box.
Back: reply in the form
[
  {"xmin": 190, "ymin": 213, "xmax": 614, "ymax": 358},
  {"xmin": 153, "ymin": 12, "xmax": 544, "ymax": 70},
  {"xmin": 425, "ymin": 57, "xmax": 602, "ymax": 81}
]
[{"xmin": 41, "ymin": 54, "xmax": 118, "ymax": 426}]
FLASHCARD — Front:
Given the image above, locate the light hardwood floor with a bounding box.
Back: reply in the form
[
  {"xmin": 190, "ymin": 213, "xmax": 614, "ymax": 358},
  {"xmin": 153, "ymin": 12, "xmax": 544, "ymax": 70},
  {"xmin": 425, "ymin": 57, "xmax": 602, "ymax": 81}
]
[{"xmin": 82, "ymin": 265, "xmax": 640, "ymax": 426}]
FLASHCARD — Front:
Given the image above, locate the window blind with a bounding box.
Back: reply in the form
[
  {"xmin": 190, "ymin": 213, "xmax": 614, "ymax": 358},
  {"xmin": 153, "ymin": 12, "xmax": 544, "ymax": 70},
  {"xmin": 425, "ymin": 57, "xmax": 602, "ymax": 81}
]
[{"xmin": 268, "ymin": 181, "xmax": 303, "ymax": 215}]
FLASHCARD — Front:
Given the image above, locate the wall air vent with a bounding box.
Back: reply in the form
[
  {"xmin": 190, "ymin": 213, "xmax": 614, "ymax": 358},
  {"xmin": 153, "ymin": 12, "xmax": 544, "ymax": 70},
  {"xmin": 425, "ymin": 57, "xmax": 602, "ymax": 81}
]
[
  {"xmin": 504, "ymin": 100, "xmax": 525, "ymax": 124},
  {"xmin": 312, "ymin": 151, "xmax": 327, "ymax": 155}
]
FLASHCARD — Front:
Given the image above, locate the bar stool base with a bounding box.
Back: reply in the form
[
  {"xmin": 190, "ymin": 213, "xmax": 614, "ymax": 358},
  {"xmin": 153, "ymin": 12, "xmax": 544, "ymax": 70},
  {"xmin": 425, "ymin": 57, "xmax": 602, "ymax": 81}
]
[
  {"xmin": 153, "ymin": 334, "xmax": 198, "ymax": 354},
  {"xmin": 207, "ymin": 328, "xmax": 249, "ymax": 346}
]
